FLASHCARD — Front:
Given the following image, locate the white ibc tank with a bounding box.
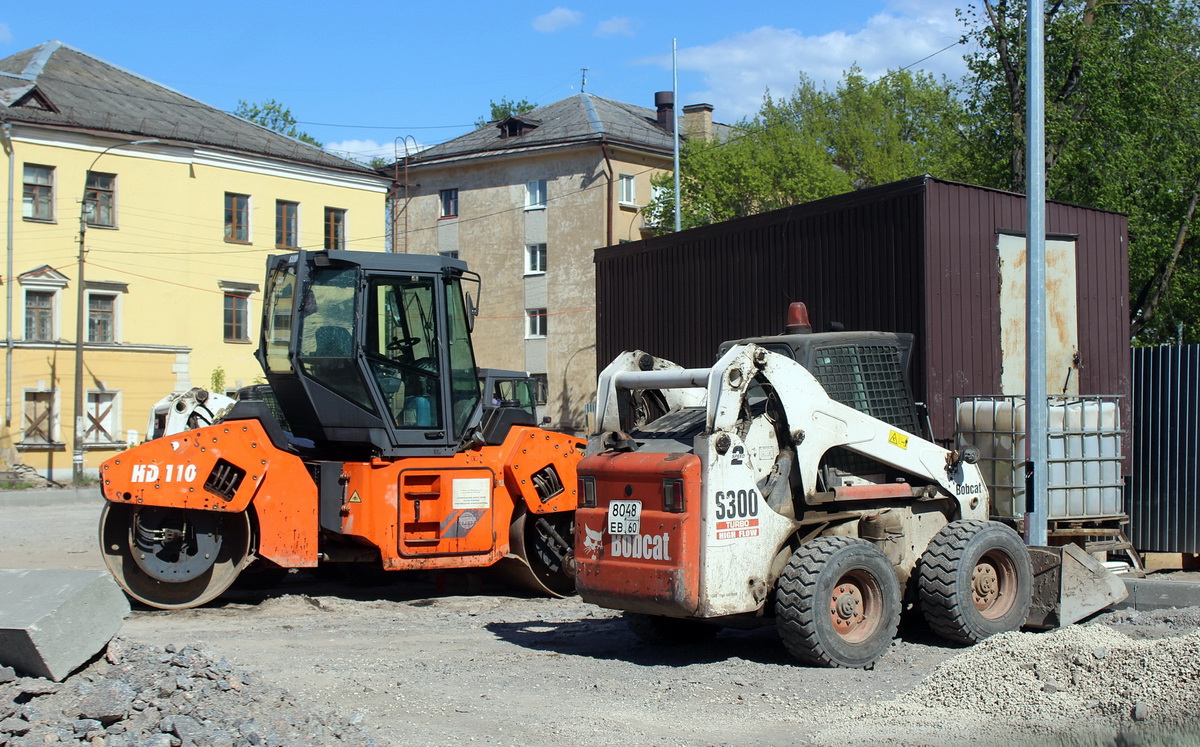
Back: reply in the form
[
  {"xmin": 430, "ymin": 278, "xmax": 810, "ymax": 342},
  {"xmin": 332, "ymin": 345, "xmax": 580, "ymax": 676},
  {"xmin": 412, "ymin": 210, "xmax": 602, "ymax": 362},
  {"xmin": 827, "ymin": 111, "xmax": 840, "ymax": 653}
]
[{"xmin": 956, "ymin": 397, "xmax": 1122, "ymax": 521}]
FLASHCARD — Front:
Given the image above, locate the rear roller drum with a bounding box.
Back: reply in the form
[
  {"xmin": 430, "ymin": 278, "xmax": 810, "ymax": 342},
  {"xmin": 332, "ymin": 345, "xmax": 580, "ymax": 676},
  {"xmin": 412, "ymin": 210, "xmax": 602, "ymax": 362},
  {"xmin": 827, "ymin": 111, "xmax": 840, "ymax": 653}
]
[{"xmin": 99, "ymin": 503, "xmax": 252, "ymax": 609}]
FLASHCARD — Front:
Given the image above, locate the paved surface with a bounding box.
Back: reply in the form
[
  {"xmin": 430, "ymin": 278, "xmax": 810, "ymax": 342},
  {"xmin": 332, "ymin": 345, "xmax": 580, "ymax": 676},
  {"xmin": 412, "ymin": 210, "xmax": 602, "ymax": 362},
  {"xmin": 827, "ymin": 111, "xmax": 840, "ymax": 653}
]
[{"xmin": 3, "ymin": 486, "xmax": 1198, "ymax": 613}]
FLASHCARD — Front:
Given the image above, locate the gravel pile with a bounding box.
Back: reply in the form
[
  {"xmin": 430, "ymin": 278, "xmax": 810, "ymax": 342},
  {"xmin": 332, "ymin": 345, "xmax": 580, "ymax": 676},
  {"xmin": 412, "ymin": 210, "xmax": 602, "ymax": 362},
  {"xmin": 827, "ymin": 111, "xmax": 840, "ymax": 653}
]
[
  {"xmin": 0, "ymin": 639, "xmax": 377, "ymax": 747},
  {"xmin": 804, "ymin": 608, "xmax": 1200, "ymax": 746}
]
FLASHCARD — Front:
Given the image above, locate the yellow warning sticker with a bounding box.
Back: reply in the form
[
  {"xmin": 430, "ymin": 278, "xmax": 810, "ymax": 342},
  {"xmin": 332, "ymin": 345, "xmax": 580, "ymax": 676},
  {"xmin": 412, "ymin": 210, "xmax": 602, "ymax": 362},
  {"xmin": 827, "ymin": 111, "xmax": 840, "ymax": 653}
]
[
  {"xmin": 348, "ymin": 491, "xmax": 362, "ymax": 503},
  {"xmin": 888, "ymin": 431, "xmax": 909, "ymax": 450}
]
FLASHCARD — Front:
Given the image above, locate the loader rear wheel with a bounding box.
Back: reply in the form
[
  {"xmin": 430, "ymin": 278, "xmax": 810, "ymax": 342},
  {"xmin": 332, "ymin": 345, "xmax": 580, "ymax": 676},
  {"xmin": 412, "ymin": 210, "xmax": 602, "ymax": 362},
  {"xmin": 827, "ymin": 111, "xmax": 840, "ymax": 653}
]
[
  {"xmin": 99, "ymin": 503, "xmax": 252, "ymax": 609},
  {"xmin": 624, "ymin": 612, "xmax": 719, "ymax": 645},
  {"xmin": 775, "ymin": 536, "xmax": 901, "ymax": 669},
  {"xmin": 917, "ymin": 519, "xmax": 1032, "ymax": 644}
]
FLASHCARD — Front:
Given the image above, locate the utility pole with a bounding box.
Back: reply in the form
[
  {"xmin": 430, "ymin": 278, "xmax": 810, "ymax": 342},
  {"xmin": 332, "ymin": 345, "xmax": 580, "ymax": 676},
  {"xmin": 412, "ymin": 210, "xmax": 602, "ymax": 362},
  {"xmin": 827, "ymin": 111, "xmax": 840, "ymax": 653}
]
[{"xmin": 73, "ymin": 138, "xmax": 158, "ymax": 483}]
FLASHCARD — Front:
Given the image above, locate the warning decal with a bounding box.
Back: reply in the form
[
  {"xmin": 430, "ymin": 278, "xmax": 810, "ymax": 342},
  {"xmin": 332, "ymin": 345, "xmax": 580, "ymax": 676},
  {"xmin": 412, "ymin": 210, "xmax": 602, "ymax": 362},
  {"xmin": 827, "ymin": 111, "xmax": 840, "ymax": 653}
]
[
  {"xmin": 888, "ymin": 430, "xmax": 909, "ymax": 450},
  {"xmin": 452, "ymin": 478, "xmax": 491, "ymax": 509},
  {"xmin": 348, "ymin": 491, "xmax": 362, "ymax": 504}
]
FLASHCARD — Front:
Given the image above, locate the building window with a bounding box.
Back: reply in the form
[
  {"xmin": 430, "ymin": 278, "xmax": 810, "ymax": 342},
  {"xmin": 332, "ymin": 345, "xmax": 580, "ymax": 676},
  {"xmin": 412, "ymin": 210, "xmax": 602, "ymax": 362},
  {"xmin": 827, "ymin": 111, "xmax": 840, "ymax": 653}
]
[
  {"xmin": 439, "ymin": 250, "xmax": 459, "ymax": 260},
  {"xmin": 25, "ymin": 291, "xmax": 54, "ymax": 341},
  {"xmin": 525, "ymin": 244, "xmax": 547, "ymax": 275},
  {"xmin": 88, "ymin": 293, "xmax": 117, "ymax": 343},
  {"xmin": 22, "ymin": 164, "xmax": 54, "ymax": 221},
  {"xmin": 525, "ymin": 180, "xmax": 547, "ymax": 210},
  {"xmin": 84, "ymin": 391, "xmax": 120, "ymax": 445},
  {"xmin": 21, "ymin": 391, "xmax": 57, "ymax": 446},
  {"xmin": 276, "ymin": 200, "xmax": 299, "ymax": 248},
  {"xmin": 224, "ymin": 193, "xmax": 250, "ymax": 242},
  {"xmin": 526, "ymin": 308, "xmax": 547, "ymax": 338},
  {"xmin": 439, "ymin": 189, "xmax": 459, "ymax": 219},
  {"xmin": 619, "ymin": 174, "xmax": 636, "ymax": 206},
  {"xmin": 324, "ymin": 207, "xmax": 346, "ymax": 250},
  {"xmin": 224, "ymin": 293, "xmax": 250, "ymax": 342},
  {"xmin": 84, "ymin": 172, "xmax": 116, "ymax": 227}
]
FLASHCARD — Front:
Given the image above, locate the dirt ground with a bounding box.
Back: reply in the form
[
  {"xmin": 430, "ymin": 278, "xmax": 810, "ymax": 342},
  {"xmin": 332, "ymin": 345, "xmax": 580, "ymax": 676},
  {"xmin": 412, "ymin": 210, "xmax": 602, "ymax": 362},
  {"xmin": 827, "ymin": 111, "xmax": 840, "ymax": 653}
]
[{"xmin": 3, "ymin": 493, "xmax": 1200, "ymax": 746}]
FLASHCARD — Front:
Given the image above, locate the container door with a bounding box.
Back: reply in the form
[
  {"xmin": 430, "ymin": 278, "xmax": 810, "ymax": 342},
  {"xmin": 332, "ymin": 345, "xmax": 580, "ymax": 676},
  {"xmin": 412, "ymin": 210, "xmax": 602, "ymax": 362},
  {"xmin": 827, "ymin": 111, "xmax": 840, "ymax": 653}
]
[{"xmin": 997, "ymin": 234, "xmax": 1080, "ymax": 396}]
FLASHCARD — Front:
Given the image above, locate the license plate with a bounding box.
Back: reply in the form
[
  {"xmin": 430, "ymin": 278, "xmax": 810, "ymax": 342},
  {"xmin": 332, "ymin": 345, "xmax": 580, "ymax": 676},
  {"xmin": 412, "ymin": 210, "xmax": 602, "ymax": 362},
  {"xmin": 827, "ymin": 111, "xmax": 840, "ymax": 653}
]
[{"xmin": 607, "ymin": 500, "xmax": 642, "ymax": 535}]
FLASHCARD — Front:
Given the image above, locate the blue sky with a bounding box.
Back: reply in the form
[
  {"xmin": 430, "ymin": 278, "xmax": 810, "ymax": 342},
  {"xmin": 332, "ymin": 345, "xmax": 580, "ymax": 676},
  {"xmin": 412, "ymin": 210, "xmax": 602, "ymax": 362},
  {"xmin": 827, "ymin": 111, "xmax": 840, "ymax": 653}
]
[{"xmin": 0, "ymin": 1, "xmax": 974, "ymax": 163}]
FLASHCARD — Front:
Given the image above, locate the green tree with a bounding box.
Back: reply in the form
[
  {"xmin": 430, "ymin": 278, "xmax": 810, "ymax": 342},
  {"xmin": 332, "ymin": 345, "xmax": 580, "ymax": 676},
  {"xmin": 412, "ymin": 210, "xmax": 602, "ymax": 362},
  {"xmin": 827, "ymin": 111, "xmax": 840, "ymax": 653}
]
[
  {"xmin": 475, "ymin": 97, "xmax": 538, "ymax": 126},
  {"xmin": 960, "ymin": 0, "xmax": 1200, "ymax": 343},
  {"xmin": 647, "ymin": 68, "xmax": 966, "ymax": 231},
  {"xmin": 235, "ymin": 99, "xmax": 322, "ymax": 147}
]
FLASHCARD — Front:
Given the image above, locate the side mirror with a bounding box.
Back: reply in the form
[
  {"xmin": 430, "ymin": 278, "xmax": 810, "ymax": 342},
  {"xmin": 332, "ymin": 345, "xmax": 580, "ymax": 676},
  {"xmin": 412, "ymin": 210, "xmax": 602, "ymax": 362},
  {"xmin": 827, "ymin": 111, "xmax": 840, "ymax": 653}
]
[{"xmin": 465, "ymin": 292, "xmax": 478, "ymax": 333}]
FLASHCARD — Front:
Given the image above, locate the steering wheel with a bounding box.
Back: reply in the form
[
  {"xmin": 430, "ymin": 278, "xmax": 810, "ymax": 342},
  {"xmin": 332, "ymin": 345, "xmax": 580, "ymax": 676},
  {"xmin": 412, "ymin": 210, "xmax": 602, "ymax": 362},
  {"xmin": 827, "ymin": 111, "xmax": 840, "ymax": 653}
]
[{"xmin": 386, "ymin": 336, "xmax": 421, "ymax": 352}]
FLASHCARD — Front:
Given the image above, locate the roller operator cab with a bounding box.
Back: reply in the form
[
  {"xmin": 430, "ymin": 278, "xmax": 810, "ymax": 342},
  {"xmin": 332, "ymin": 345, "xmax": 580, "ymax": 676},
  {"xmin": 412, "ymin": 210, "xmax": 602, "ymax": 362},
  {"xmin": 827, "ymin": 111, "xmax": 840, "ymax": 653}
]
[
  {"xmin": 575, "ymin": 303, "xmax": 1127, "ymax": 668},
  {"xmin": 99, "ymin": 250, "xmax": 584, "ymax": 609}
]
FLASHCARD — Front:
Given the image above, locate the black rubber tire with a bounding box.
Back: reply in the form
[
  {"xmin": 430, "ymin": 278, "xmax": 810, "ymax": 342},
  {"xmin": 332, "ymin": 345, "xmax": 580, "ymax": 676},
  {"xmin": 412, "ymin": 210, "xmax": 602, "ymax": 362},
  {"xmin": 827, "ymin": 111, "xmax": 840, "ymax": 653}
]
[
  {"xmin": 775, "ymin": 536, "xmax": 901, "ymax": 669},
  {"xmin": 624, "ymin": 612, "xmax": 720, "ymax": 645},
  {"xmin": 916, "ymin": 519, "xmax": 1033, "ymax": 644}
]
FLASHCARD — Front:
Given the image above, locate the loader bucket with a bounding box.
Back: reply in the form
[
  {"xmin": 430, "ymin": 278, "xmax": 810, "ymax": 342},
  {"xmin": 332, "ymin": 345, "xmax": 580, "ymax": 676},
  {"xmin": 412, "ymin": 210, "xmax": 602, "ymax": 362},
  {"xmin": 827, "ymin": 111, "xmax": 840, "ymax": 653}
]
[{"xmin": 1025, "ymin": 544, "xmax": 1129, "ymax": 629}]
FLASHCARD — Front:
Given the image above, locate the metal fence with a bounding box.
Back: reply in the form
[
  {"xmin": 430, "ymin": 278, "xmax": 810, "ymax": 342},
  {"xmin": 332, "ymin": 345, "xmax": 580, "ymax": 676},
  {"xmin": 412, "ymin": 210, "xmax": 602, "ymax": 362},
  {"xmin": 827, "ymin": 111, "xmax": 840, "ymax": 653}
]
[{"xmin": 1130, "ymin": 345, "xmax": 1200, "ymax": 554}]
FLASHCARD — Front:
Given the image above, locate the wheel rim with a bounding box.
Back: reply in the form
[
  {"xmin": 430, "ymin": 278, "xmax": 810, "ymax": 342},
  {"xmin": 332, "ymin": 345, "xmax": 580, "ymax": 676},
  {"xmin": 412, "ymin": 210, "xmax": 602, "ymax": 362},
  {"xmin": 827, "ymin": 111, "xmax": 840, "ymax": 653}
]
[
  {"xmin": 972, "ymin": 549, "xmax": 1018, "ymax": 620},
  {"xmin": 829, "ymin": 570, "xmax": 883, "ymax": 643}
]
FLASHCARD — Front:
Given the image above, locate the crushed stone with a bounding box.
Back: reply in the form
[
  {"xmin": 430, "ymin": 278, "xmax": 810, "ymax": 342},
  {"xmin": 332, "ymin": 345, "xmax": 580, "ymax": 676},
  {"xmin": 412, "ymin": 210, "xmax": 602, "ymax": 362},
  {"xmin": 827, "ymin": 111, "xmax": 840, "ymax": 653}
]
[{"xmin": 0, "ymin": 638, "xmax": 376, "ymax": 747}]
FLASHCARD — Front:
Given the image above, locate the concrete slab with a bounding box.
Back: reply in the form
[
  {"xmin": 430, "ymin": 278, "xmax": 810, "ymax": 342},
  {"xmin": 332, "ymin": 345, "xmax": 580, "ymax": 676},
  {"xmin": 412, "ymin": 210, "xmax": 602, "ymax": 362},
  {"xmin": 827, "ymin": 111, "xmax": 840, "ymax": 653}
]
[
  {"xmin": 0, "ymin": 569, "xmax": 129, "ymax": 680},
  {"xmin": 1117, "ymin": 575, "xmax": 1200, "ymax": 611}
]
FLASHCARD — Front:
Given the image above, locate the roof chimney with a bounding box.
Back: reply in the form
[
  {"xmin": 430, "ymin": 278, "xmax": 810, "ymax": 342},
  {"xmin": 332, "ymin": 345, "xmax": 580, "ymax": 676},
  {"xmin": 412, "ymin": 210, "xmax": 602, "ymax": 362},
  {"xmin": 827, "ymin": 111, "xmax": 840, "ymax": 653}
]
[
  {"xmin": 682, "ymin": 103, "xmax": 714, "ymax": 142},
  {"xmin": 654, "ymin": 91, "xmax": 674, "ymax": 132}
]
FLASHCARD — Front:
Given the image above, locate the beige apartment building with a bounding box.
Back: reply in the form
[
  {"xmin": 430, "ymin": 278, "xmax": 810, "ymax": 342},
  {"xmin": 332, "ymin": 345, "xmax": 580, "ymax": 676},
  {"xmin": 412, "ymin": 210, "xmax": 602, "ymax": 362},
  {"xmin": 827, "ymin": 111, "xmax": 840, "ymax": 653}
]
[{"xmin": 388, "ymin": 92, "xmax": 721, "ymax": 433}]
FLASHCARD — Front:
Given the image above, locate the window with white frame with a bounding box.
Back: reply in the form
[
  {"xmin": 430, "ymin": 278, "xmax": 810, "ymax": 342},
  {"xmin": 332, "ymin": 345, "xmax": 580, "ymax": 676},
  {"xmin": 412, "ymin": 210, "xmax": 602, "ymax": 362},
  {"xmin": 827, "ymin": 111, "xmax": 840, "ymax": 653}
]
[
  {"xmin": 219, "ymin": 280, "xmax": 259, "ymax": 343},
  {"xmin": 25, "ymin": 291, "xmax": 55, "ymax": 341},
  {"xmin": 224, "ymin": 192, "xmax": 250, "ymax": 242},
  {"xmin": 21, "ymin": 390, "xmax": 58, "ymax": 447},
  {"xmin": 84, "ymin": 172, "xmax": 116, "ymax": 227},
  {"xmin": 19, "ymin": 267, "xmax": 68, "ymax": 342},
  {"xmin": 525, "ymin": 244, "xmax": 547, "ymax": 274},
  {"xmin": 439, "ymin": 250, "xmax": 459, "ymax": 260},
  {"xmin": 525, "ymin": 180, "xmax": 547, "ymax": 210},
  {"xmin": 22, "ymin": 164, "xmax": 54, "ymax": 221},
  {"xmin": 84, "ymin": 391, "xmax": 121, "ymax": 446},
  {"xmin": 87, "ymin": 293, "xmax": 117, "ymax": 343},
  {"xmin": 526, "ymin": 308, "xmax": 547, "ymax": 338},
  {"xmin": 439, "ymin": 188, "xmax": 459, "ymax": 218},
  {"xmin": 619, "ymin": 174, "xmax": 636, "ymax": 206}
]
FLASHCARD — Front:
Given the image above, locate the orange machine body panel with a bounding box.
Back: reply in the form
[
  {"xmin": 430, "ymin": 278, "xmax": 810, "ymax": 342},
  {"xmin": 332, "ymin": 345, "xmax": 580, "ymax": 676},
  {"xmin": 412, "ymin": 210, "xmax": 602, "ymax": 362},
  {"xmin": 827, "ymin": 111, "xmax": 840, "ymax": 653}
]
[
  {"xmin": 100, "ymin": 421, "xmax": 583, "ymax": 572},
  {"xmin": 574, "ymin": 451, "xmax": 702, "ymax": 616}
]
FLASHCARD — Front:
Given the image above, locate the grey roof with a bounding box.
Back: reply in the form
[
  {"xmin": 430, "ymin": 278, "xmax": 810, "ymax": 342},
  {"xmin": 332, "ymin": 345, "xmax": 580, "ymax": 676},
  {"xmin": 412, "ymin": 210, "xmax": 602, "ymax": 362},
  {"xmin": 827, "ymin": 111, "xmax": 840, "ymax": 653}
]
[
  {"xmin": 405, "ymin": 93, "xmax": 717, "ymax": 166},
  {"xmin": 0, "ymin": 41, "xmax": 372, "ymax": 174}
]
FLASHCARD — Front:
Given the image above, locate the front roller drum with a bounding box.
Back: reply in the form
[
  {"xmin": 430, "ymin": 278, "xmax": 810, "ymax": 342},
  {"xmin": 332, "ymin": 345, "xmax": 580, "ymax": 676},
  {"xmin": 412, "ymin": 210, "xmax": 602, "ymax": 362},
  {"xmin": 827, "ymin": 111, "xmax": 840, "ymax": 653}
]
[
  {"xmin": 99, "ymin": 503, "xmax": 253, "ymax": 609},
  {"xmin": 491, "ymin": 510, "xmax": 576, "ymax": 597}
]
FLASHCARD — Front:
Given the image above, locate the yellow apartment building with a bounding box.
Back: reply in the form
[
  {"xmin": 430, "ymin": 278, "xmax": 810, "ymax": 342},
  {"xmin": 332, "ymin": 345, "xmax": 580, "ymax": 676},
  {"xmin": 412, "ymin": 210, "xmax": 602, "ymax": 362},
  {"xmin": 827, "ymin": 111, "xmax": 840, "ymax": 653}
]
[
  {"xmin": 387, "ymin": 92, "xmax": 724, "ymax": 433},
  {"xmin": 1, "ymin": 42, "xmax": 389, "ymax": 481}
]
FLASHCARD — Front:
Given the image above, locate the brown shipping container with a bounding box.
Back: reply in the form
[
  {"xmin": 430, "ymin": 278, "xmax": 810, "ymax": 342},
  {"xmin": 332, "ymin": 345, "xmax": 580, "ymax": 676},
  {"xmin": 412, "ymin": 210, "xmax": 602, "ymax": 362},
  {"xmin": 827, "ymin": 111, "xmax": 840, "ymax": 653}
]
[{"xmin": 594, "ymin": 176, "xmax": 1130, "ymax": 449}]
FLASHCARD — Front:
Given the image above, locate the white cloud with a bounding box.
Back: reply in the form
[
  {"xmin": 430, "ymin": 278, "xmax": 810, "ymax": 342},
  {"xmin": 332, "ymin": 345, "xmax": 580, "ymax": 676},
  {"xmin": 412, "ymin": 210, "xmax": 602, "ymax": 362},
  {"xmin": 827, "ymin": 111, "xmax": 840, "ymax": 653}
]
[
  {"xmin": 595, "ymin": 17, "xmax": 635, "ymax": 38},
  {"xmin": 533, "ymin": 8, "xmax": 583, "ymax": 33},
  {"xmin": 645, "ymin": 1, "xmax": 971, "ymax": 121},
  {"xmin": 324, "ymin": 139, "xmax": 426, "ymax": 164},
  {"xmin": 0, "ymin": 23, "xmax": 11, "ymax": 44}
]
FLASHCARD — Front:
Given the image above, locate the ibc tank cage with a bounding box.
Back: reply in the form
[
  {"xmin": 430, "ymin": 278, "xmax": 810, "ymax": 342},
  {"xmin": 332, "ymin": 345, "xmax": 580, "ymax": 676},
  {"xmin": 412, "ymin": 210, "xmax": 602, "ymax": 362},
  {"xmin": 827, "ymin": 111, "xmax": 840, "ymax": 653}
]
[{"xmin": 955, "ymin": 395, "xmax": 1125, "ymax": 523}]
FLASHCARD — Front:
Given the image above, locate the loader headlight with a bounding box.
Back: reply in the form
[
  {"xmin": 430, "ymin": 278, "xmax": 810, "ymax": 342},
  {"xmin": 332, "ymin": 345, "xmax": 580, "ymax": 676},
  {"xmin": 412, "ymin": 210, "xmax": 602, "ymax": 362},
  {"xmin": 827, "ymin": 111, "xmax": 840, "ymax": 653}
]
[
  {"xmin": 663, "ymin": 478, "xmax": 685, "ymax": 513},
  {"xmin": 578, "ymin": 475, "xmax": 597, "ymax": 508}
]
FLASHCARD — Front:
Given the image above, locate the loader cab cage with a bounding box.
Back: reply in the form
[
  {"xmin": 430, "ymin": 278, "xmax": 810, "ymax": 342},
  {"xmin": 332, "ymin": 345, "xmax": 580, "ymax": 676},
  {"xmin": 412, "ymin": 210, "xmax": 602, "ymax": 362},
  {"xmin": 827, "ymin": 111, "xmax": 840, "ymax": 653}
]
[{"xmin": 257, "ymin": 250, "xmax": 482, "ymax": 458}]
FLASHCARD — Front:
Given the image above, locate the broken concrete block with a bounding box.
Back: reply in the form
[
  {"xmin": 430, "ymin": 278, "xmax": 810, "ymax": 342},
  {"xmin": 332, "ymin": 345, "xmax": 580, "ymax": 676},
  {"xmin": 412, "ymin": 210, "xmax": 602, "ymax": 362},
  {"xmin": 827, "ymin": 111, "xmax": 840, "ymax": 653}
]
[{"xmin": 0, "ymin": 569, "xmax": 129, "ymax": 681}]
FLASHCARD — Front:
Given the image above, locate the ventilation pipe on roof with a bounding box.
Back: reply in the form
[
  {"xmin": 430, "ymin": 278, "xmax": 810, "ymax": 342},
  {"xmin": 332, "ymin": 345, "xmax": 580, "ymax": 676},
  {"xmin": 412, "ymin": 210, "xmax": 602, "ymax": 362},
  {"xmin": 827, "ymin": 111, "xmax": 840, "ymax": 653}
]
[{"xmin": 654, "ymin": 91, "xmax": 674, "ymax": 132}]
